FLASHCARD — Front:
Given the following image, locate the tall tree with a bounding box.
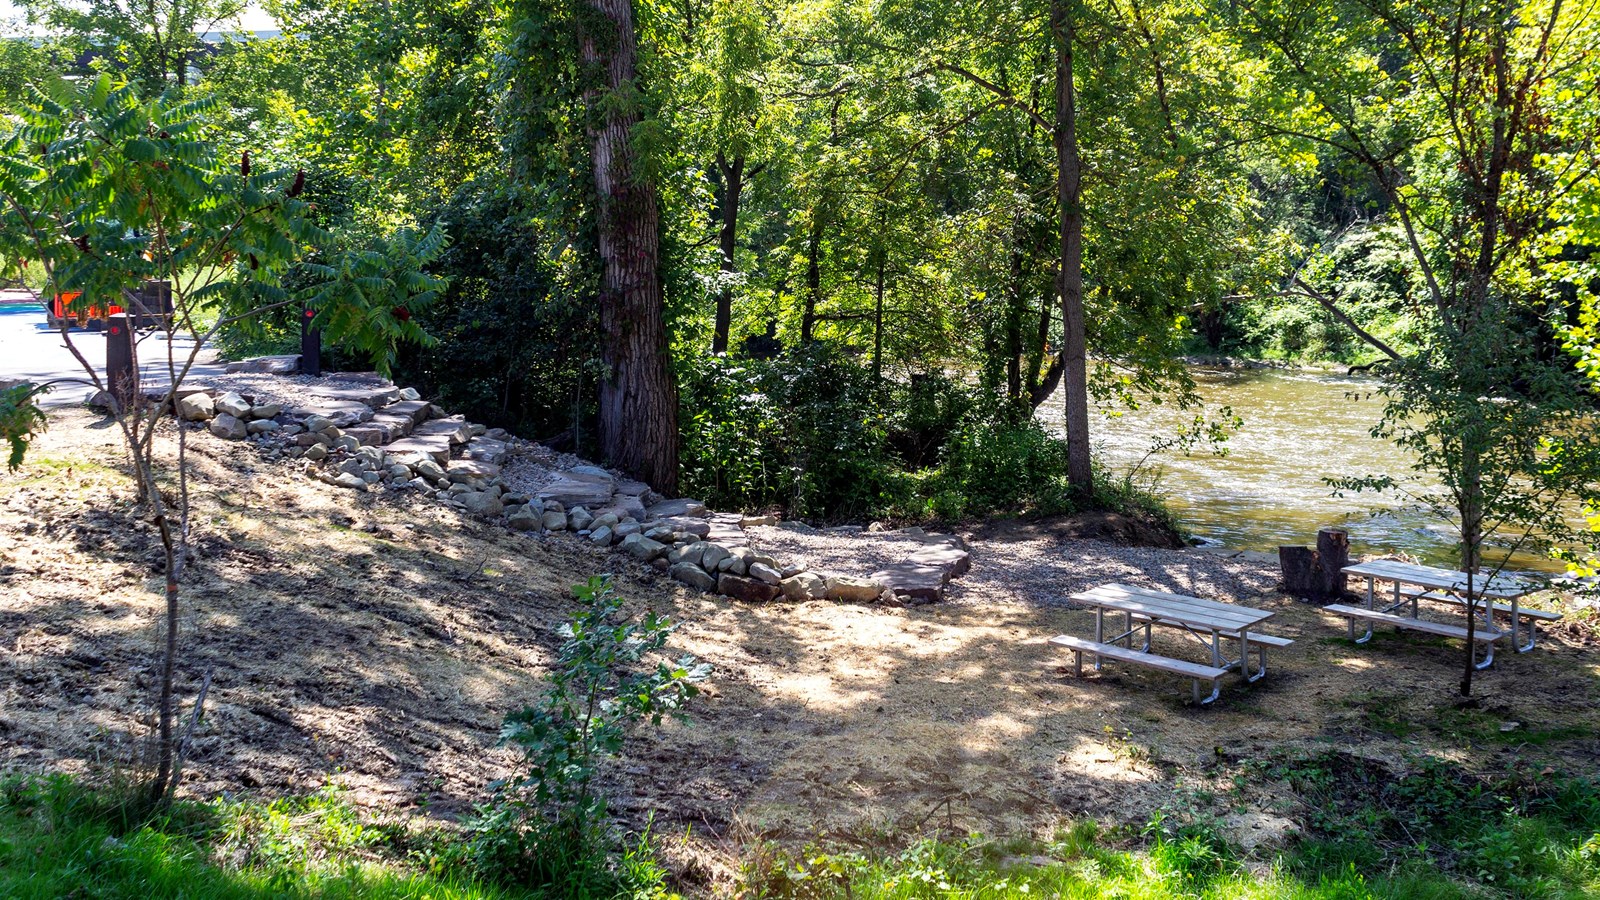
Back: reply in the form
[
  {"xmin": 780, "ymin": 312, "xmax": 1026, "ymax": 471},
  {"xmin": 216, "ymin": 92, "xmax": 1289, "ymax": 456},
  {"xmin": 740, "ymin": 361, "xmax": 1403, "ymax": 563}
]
[
  {"xmin": 22, "ymin": 0, "xmax": 247, "ymax": 94},
  {"xmin": 581, "ymin": 0, "xmax": 680, "ymax": 492}
]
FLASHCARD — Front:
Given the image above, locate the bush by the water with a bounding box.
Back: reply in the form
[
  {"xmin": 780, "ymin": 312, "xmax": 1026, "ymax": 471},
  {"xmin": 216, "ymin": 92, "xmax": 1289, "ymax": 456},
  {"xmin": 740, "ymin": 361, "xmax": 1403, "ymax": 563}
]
[{"xmin": 680, "ymin": 344, "xmax": 1174, "ymax": 526}]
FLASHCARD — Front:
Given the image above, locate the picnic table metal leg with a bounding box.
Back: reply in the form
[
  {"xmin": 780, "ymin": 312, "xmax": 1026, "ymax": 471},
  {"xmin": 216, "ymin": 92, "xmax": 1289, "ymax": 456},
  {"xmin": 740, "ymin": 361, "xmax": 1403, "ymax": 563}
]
[
  {"xmin": 1124, "ymin": 611, "xmax": 1134, "ymax": 649},
  {"xmin": 1353, "ymin": 577, "xmax": 1375, "ymax": 643},
  {"xmin": 1475, "ymin": 636, "xmax": 1496, "ymax": 670},
  {"xmin": 1242, "ymin": 631, "xmax": 1266, "ymax": 682},
  {"xmin": 1093, "ymin": 607, "xmax": 1105, "ymax": 672}
]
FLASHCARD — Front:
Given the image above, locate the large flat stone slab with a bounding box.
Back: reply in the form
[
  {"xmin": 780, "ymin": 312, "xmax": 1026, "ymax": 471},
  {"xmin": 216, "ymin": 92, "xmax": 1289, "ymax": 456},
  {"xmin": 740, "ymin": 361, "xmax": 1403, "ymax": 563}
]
[
  {"xmin": 908, "ymin": 545, "xmax": 971, "ymax": 578},
  {"xmin": 383, "ymin": 434, "xmax": 452, "ymax": 463},
  {"xmin": 312, "ymin": 384, "xmax": 401, "ymax": 408},
  {"xmin": 383, "ymin": 399, "xmax": 432, "ymax": 424},
  {"xmin": 289, "ymin": 400, "xmax": 374, "ymax": 426},
  {"xmin": 414, "ymin": 416, "xmax": 471, "ymax": 445},
  {"xmin": 871, "ymin": 563, "xmax": 949, "ymax": 603},
  {"xmin": 538, "ymin": 470, "xmax": 616, "ymax": 508},
  {"xmin": 225, "ymin": 354, "xmax": 299, "ymax": 375},
  {"xmin": 447, "ymin": 459, "xmax": 501, "ymax": 482},
  {"xmin": 646, "ymin": 498, "xmax": 707, "ymax": 519},
  {"xmin": 463, "ymin": 437, "xmax": 509, "ymax": 464}
]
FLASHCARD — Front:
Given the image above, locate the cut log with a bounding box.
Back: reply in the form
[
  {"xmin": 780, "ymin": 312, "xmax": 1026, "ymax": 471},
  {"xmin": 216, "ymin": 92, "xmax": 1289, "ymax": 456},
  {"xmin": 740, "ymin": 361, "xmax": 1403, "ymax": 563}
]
[
  {"xmin": 1316, "ymin": 527, "xmax": 1350, "ymax": 598},
  {"xmin": 1279, "ymin": 545, "xmax": 1318, "ymax": 598}
]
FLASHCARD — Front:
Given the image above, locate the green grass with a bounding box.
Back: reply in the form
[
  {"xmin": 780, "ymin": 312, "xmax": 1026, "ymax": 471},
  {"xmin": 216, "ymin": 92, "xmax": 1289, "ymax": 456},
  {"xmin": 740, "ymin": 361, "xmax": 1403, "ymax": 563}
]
[{"xmin": 0, "ymin": 776, "xmax": 523, "ymax": 900}]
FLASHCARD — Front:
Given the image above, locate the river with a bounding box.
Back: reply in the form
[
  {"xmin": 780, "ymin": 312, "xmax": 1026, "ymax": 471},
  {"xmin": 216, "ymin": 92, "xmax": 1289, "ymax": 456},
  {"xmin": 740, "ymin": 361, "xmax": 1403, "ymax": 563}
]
[{"xmin": 1049, "ymin": 365, "xmax": 1571, "ymax": 571}]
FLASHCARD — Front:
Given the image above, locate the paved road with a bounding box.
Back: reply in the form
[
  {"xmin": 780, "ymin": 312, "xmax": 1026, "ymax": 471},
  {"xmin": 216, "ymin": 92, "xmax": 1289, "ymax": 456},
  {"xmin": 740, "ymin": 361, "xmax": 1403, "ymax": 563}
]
[{"xmin": 0, "ymin": 290, "xmax": 226, "ymax": 408}]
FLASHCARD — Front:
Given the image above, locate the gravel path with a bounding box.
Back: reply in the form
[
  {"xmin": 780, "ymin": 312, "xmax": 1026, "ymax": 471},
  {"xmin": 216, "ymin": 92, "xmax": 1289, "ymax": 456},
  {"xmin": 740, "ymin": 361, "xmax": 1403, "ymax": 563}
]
[{"xmin": 745, "ymin": 524, "xmax": 1282, "ymax": 608}]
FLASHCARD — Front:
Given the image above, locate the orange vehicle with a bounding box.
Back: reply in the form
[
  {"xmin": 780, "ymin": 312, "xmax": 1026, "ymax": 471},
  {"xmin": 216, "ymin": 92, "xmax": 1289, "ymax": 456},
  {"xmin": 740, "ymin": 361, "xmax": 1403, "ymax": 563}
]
[{"xmin": 43, "ymin": 282, "xmax": 171, "ymax": 330}]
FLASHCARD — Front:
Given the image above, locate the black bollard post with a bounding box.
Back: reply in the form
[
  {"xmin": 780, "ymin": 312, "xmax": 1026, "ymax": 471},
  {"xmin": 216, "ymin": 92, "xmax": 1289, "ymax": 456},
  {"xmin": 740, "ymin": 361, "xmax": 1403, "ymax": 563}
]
[
  {"xmin": 300, "ymin": 307, "xmax": 321, "ymax": 377},
  {"xmin": 105, "ymin": 313, "xmax": 137, "ymax": 410}
]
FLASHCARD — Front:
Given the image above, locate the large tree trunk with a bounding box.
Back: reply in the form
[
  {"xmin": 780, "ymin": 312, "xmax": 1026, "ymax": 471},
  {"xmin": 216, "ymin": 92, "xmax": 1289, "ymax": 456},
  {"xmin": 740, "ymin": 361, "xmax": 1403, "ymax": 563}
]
[
  {"xmin": 1053, "ymin": 0, "xmax": 1092, "ymax": 490},
  {"xmin": 712, "ymin": 152, "xmax": 744, "ymax": 355},
  {"xmin": 582, "ymin": 0, "xmax": 678, "ymax": 494}
]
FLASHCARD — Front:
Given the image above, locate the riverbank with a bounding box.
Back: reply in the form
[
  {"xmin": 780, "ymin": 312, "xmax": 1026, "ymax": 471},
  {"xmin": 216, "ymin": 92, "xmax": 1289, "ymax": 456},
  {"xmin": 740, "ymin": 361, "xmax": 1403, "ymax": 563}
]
[{"xmin": 5, "ymin": 409, "xmax": 1597, "ymax": 874}]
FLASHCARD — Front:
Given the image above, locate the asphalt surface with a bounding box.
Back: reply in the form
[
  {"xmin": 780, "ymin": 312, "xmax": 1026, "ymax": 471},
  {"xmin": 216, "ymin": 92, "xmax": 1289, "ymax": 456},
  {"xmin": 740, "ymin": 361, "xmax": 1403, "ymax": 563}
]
[{"xmin": 0, "ymin": 290, "xmax": 225, "ymax": 408}]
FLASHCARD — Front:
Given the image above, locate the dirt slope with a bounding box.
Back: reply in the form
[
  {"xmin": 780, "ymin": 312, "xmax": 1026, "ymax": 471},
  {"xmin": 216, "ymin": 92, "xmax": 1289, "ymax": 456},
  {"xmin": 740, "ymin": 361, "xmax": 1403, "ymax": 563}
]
[{"xmin": 3, "ymin": 410, "xmax": 1598, "ymax": 886}]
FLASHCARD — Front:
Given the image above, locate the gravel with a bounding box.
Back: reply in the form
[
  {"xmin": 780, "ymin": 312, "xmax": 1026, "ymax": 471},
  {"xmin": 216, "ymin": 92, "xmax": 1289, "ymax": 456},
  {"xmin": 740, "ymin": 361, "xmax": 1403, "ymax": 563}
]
[{"xmin": 744, "ymin": 524, "xmax": 1282, "ymax": 608}]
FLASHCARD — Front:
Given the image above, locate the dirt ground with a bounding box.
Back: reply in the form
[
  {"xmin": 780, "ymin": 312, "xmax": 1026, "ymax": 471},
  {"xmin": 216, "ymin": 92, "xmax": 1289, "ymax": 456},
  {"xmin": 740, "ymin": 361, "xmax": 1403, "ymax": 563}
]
[{"xmin": 3, "ymin": 410, "xmax": 1598, "ymax": 886}]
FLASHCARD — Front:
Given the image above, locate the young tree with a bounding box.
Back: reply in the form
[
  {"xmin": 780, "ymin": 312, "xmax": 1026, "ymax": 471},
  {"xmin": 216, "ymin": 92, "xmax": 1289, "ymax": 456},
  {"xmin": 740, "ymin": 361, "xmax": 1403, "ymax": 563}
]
[
  {"xmin": 1241, "ymin": 0, "xmax": 1600, "ymax": 694},
  {"xmin": 0, "ymin": 77, "xmax": 442, "ymax": 804},
  {"xmin": 21, "ymin": 0, "xmax": 248, "ymax": 94}
]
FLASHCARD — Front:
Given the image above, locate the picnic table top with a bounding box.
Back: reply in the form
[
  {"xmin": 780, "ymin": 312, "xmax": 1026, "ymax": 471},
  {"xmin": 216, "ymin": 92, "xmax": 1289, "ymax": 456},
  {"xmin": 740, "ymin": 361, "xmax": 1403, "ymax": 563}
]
[
  {"xmin": 1341, "ymin": 559, "xmax": 1539, "ymax": 600},
  {"xmin": 1070, "ymin": 583, "xmax": 1274, "ymax": 633}
]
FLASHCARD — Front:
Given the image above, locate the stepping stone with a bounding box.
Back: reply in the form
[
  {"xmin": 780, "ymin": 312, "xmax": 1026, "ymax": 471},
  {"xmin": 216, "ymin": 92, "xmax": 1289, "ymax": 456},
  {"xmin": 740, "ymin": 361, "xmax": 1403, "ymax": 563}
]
[
  {"xmin": 703, "ymin": 512, "xmax": 747, "ymax": 546},
  {"xmin": 598, "ymin": 497, "xmax": 647, "ymax": 522},
  {"xmin": 538, "ymin": 470, "xmax": 616, "ymax": 508},
  {"xmin": 660, "ymin": 516, "xmax": 711, "ymax": 537},
  {"xmin": 383, "ymin": 399, "xmax": 432, "ymax": 424},
  {"xmin": 313, "ymin": 384, "xmax": 401, "ymax": 408},
  {"xmin": 383, "ymin": 434, "xmax": 452, "ymax": 464},
  {"xmin": 369, "ymin": 411, "xmax": 416, "ymax": 437},
  {"xmin": 463, "ymin": 437, "xmax": 508, "ymax": 464},
  {"xmin": 908, "ymin": 545, "xmax": 971, "ymax": 579},
  {"xmin": 289, "ymin": 400, "xmax": 373, "ymax": 426},
  {"xmin": 614, "ymin": 479, "xmax": 652, "ymax": 498},
  {"xmin": 447, "ymin": 459, "xmax": 500, "ymax": 482},
  {"xmin": 343, "ymin": 424, "xmax": 389, "ymax": 446},
  {"xmin": 646, "ymin": 498, "xmax": 707, "ymax": 519},
  {"xmin": 871, "ymin": 563, "xmax": 950, "ymax": 603},
  {"xmin": 414, "ymin": 416, "xmax": 472, "ymax": 445}
]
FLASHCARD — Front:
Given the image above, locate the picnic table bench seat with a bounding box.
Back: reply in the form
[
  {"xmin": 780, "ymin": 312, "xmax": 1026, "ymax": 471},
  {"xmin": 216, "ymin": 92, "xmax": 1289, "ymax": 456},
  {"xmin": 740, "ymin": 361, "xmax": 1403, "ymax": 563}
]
[
  {"xmin": 1049, "ymin": 634, "xmax": 1230, "ymax": 705},
  {"xmin": 1325, "ymin": 603, "xmax": 1507, "ymax": 670},
  {"xmin": 1391, "ymin": 586, "xmax": 1563, "ymax": 621}
]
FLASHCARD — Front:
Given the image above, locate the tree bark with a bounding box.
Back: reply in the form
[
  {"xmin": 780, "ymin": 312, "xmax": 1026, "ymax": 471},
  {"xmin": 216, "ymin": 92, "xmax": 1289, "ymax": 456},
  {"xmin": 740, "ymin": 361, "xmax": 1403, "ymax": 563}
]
[
  {"xmin": 712, "ymin": 152, "xmax": 744, "ymax": 355},
  {"xmin": 1053, "ymin": 0, "xmax": 1092, "ymax": 490},
  {"xmin": 582, "ymin": 0, "xmax": 678, "ymax": 493},
  {"xmin": 1316, "ymin": 527, "xmax": 1350, "ymax": 598}
]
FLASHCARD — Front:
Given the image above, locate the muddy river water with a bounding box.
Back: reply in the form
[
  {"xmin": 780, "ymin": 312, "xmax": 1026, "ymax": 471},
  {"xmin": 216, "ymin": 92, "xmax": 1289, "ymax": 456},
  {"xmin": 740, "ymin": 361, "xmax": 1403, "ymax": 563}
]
[{"xmin": 1046, "ymin": 365, "xmax": 1574, "ymax": 571}]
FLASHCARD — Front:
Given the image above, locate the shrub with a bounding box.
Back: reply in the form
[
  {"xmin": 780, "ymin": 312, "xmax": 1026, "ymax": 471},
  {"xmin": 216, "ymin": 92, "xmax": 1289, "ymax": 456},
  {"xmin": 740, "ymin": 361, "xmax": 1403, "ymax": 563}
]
[
  {"xmin": 467, "ymin": 576, "xmax": 709, "ymax": 896},
  {"xmin": 934, "ymin": 415, "xmax": 1074, "ymax": 517}
]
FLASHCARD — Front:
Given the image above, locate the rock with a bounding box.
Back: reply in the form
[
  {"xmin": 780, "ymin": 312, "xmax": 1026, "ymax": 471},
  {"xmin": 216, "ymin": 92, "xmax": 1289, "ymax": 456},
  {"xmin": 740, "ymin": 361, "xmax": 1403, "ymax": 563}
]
[
  {"xmin": 908, "ymin": 546, "xmax": 972, "ymax": 579},
  {"xmin": 388, "ymin": 463, "xmax": 412, "ymax": 480},
  {"xmin": 406, "ymin": 477, "xmax": 432, "ymax": 492},
  {"xmin": 384, "ymin": 434, "xmax": 452, "ymax": 464},
  {"xmin": 542, "ymin": 510, "xmax": 568, "ymax": 531},
  {"xmin": 507, "ymin": 505, "xmax": 543, "ymax": 531},
  {"xmin": 700, "ymin": 543, "xmax": 731, "ymax": 573},
  {"xmin": 671, "ymin": 563, "xmax": 717, "ymax": 592},
  {"xmin": 208, "ymin": 413, "xmax": 247, "ymax": 439},
  {"xmin": 669, "ymin": 543, "xmax": 707, "ymax": 568},
  {"xmin": 337, "ymin": 458, "xmax": 365, "ymax": 477},
  {"xmin": 591, "ymin": 512, "xmax": 620, "ymax": 530},
  {"xmin": 644, "ymin": 525, "xmax": 678, "ymax": 543},
  {"xmin": 334, "ymin": 435, "xmax": 360, "ymax": 453},
  {"xmin": 826, "ymin": 575, "xmax": 886, "ymax": 603},
  {"xmin": 356, "ymin": 445, "xmax": 385, "ymax": 465},
  {"xmin": 613, "ymin": 520, "xmax": 641, "ymax": 540},
  {"xmin": 646, "ymin": 498, "xmax": 707, "ymax": 519},
  {"xmin": 781, "ymin": 559, "xmax": 807, "ymax": 578},
  {"xmin": 398, "ymin": 386, "xmax": 422, "ymax": 401},
  {"xmin": 385, "ymin": 399, "xmax": 431, "ymax": 423},
  {"xmin": 717, "ymin": 573, "xmax": 780, "ymax": 602},
  {"xmin": 568, "ymin": 507, "xmax": 595, "ymax": 531},
  {"xmin": 464, "ymin": 437, "xmax": 509, "ymax": 465},
  {"xmin": 304, "ymin": 443, "xmax": 328, "ymax": 462},
  {"xmin": 414, "ymin": 415, "xmax": 473, "ymax": 445},
  {"xmin": 446, "ymin": 459, "xmax": 500, "ymax": 483},
  {"xmin": 622, "ymin": 534, "xmax": 669, "ymax": 562},
  {"xmin": 304, "ymin": 415, "xmax": 335, "ymax": 433},
  {"xmin": 740, "ymin": 514, "xmax": 779, "ymax": 527},
  {"xmin": 661, "ymin": 516, "xmax": 711, "ymax": 537},
  {"xmin": 748, "ymin": 562, "xmax": 783, "ymax": 586},
  {"xmin": 224, "ymin": 354, "xmax": 299, "ymax": 375},
  {"xmin": 177, "ymin": 393, "xmax": 215, "ymax": 421},
  {"xmin": 486, "ymin": 427, "xmax": 510, "ymax": 440},
  {"xmin": 246, "ymin": 418, "xmax": 280, "ymax": 435},
  {"xmin": 361, "ymin": 471, "xmax": 382, "ymax": 485},
  {"xmin": 470, "ymin": 423, "xmax": 487, "ymax": 436},
  {"xmin": 460, "ymin": 492, "xmax": 504, "ymax": 517},
  {"xmin": 249, "ymin": 402, "xmax": 283, "ymax": 419},
  {"xmin": 871, "ymin": 563, "xmax": 949, "ymax": 603},
  {"xmin": 543, "ymin": 500, "xmax": 566, "ymax": 515},
  {"xmin": 781, "ymin": 572, "xmax": 828, "ymax": 601},
  {"xmin": 538, "ymin": 470, "xmax": 616, "ymax": 508},
  {"xmin": 585, "ymin": 525, "xmax": 612, "ymax": 546},
  {"xmin": 332, "ymin": 472, "xmax": 368, "ymax": 491},
  {"xmin": 414, "ymin": 459, "xmax": 447, "ymax": 482},
  {"xmin": 214, "ymin": 392, "xmax": 251, "ymax": 418}
]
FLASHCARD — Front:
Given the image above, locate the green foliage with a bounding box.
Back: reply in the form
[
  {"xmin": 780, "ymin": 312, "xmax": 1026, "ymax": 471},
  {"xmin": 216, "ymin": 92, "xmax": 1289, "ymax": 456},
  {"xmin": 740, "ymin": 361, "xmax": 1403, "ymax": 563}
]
[
  {"xmin": 467, "ymin": 576, "xmax": 708, "ymax": 896},
  {"xmin": 935, "ymin": 415, "xmax": 1073, "ymax": 518},
  {"xmin": 0, "ymin": 775, "xmax": 523, "ymax": 899},
  {"xmin": 0, "ymin": 383, "xmax": 48, "ymax": 471}
]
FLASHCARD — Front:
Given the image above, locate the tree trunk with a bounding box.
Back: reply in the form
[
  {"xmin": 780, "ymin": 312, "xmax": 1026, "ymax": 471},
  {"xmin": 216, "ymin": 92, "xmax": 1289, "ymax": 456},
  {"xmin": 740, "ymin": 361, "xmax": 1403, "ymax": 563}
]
[
  {"xmin": 1459, "ymin": 445, "xmax": 1484, "ymax": 697},
  {"xmin": 801, "ymin": 213, "xmax": 822, "ymax": 344},
  {"xmin": 582, "ymin": 0, "xmax": 678, "ymax": 494},
  {"xmin": 872, "ymin": 243, "xmax": 885, "ymax": 381},
  {"xmin": 712, "ymin": 153, "xmax": 744, "ymax": 355},
  {"xmin": 1053, "ymin": 0, "xmax": 1092, "ymax": 490},
  {"xmin": 1278, "ymin": 546, "xmax": 1318, "ymax": 598}
]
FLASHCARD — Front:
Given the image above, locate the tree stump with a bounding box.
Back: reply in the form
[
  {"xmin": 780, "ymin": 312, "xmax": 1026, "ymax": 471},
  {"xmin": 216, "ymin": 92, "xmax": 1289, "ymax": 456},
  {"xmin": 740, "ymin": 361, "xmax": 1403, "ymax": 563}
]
[
  {"xmin": 1279, "ymin": 546, "xmax": 1319, "ymax": 598},
  {"xmin": 1316, "ymin": 527, "xmax": 1350, "ymax": 598},
  {"xmin": 1279, "ymin": 527, "xmax": 1352, "ymax": 601}
]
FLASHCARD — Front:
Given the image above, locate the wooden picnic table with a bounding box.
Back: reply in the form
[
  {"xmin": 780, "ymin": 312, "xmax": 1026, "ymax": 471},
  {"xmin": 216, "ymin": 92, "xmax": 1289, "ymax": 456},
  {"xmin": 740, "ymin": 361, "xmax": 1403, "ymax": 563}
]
[
  {"xmin": 1336, "ymin": 560, "xmax": 1552, "ymax": 669},
  {"xmin": 1051, "ymin": 583, "xmax": 1283, "ymax": 704}
]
